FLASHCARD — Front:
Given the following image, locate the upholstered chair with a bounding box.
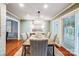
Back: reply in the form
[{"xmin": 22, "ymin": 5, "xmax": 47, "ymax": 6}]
[{"xmin": 30, "ymin": 40, "xmax": 48, "ymax": 56}]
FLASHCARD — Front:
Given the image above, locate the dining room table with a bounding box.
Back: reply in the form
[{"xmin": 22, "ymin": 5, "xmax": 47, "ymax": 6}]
[{"xmin": 22, "ymin": 34, "xmax": 55, "ymax": 56}]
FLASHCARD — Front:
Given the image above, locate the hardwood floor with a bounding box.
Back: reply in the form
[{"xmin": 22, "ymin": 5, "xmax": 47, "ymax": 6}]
[
  {"xmin": 55, "ymin": 45, "xmax": 75, "ymax": 56},
  {"xmin": 6, "ymin": 39, "xmax": 75, "ymax": 56},
  {"xmin": 6, "ymin": 39, "xmax": 23, "ymax": 56}
]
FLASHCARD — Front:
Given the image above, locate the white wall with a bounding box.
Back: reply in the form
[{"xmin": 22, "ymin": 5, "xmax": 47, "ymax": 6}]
[
  {"xmin": 50, "ymin": 18, "xmax": 62, "ymax": 46},
  {"xmin": 20, "ymin": 20, "xmax": 32, "ymax": 33},
  {"xmin": 0, "ymin": 4, "xmax": 6, "ymax": 56},
  {"xmin": 20, "ymin": 20, "xmax": 50, "ymax": 33},
  {"xmin": 44, "ymin": 21, "xmax": 50, "ymax": 33},
  {"xmin": 50, "ymin": 8, "xmax": 79, "ymax": 55}
]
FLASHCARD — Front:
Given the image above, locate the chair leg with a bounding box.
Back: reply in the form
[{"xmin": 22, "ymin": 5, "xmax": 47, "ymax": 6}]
[
  {"xmin": 26, "ymin": 46, "xmax": 31, "ymax": 56},
  {"xmin": 21, "ymin": 45, "xmax": 26, "ymax": 56},
  {"xmin": 53, "ymin": 45, "xmax": 55, "ymax": 56},
  {"xmin": 22, "ymin": 45, "xmax": 31, "ymax": 56},
  {"xmin": 47, "ymin": 45, "xmax": 54, "ymax": 56},
  {"xmin": 24, "ymin": 46, "xmax": 27, "ymax": 56},
  {"xmin": 21, "ymin": 46, "xmax": 24, "ymax": 56}
]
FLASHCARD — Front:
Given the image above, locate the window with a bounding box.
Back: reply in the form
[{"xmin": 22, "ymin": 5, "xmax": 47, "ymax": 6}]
[
  {"xmin": 63, "ymin": 15, "xmax": 75, "ymax": 53},
  {"xmin": 6, "ymin": 19, "xmax": 18, "ymax": 38}
]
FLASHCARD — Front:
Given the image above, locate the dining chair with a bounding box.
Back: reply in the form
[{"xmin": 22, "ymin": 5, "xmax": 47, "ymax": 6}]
[
  {"xmin": 21, "ymin": 33, "xmax": 29, "ymax": 56},
  {"xmin": 47, "ymin": 32, "xmax": 51, "ymax": 38},
  {"xmin": 30, "ymin": 33, "xmax": 35, "ymax": 36},
  {"xmin": 30, "ymin": 40, "xmax": 48, "ymax": 56},
  {"xmin": 47, "ymin": 34, "xmax": 57, "ymax": 56},
  {"xmin": 21, "ymin": 33, "xmax": 28, "ymax": 41},
  {"xmin": 26, "ymin": 32, "xmax": 30, "ymax": 39},
  {"xmin": 53, "ymin": 34, "xmax": 57, "ymax": 56}
]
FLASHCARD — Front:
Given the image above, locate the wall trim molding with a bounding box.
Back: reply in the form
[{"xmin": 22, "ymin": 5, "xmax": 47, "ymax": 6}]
[
  {"xmin": 7, "ymin": 10, "xmax": 19, "ymax": 19},
  {"xmin": 52, "ymin": 3, "xmax": 75, "ymax": 20}
]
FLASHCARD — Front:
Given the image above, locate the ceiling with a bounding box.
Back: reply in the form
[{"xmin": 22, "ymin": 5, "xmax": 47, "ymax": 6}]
[{"xmin": 6, "ymin": 3, "xmax": 71, "ymax": 20}]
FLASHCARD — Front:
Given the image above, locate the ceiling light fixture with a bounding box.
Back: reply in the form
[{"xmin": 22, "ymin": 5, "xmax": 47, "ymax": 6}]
[
  {"xmin": 44, "ymin": 4, "xmax": 48, "ymax": 8},
  {"xmin": 33, "ymin": 10, "xmax": 41, "ymax": 24},
  {"xmin": 19, "ymin": 3, "xmax": 24, "ymax": 7}
]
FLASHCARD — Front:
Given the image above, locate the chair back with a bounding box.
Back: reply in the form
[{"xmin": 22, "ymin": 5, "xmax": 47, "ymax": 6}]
[
  {"xmin": 53, "ymin": 34, "xmax": 57, "ymax": 42},
  {"xmin": 26, "ymin": 32, "xmax": 30, "ymax": 38},
  {"xmin": 30, "ymin": 40, "xmax": 48, "ymax": 56},
  {"xmin": 47, "ymin": 32, "xmax": 51, "ymax": 38},
  {"xmin": 21, "ymin": 33, "xmax": 27, "ymax": 41}
]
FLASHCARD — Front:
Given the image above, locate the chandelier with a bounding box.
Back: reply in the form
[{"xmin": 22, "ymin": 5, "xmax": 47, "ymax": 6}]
[{"xmin": 32, "ymin": 10, "xmax": 41, "ymax": 24}]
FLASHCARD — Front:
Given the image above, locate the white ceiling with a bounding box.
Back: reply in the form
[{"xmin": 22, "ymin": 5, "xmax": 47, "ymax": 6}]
[{"xmin": 6, "ymin": 3, "xmax": 71, "ymax": 20}]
